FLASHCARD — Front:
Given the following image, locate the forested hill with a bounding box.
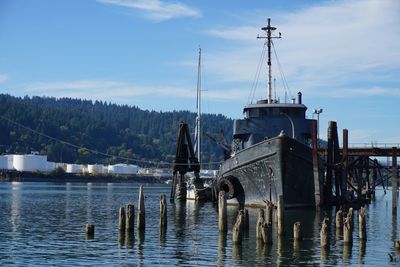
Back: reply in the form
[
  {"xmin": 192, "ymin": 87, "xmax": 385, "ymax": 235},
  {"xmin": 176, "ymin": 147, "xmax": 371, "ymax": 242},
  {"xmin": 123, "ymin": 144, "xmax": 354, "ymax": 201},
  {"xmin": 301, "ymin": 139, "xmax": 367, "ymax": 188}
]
[{"xmin": 0, "ymin": 94, "xmax": 233, "ymax": 168}]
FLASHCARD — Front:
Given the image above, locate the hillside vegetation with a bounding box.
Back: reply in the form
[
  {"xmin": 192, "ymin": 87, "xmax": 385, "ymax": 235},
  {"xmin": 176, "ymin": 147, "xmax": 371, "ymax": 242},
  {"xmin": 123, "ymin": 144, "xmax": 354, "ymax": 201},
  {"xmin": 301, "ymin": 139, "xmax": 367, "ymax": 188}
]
[{"xmin": 0, "ymin": 94, "xmax": 233, "ymax": 168}]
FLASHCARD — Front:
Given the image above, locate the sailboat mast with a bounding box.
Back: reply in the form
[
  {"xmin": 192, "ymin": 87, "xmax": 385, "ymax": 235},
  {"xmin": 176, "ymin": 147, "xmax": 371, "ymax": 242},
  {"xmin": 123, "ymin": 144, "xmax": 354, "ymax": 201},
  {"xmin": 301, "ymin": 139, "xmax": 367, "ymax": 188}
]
[
  {"xmin": 196, "ymin": 47, "xmax": 201, "ymax": 162},
  {"xmin": 258, "ymin": 18, "xmax": 280, "ymax": 104}
]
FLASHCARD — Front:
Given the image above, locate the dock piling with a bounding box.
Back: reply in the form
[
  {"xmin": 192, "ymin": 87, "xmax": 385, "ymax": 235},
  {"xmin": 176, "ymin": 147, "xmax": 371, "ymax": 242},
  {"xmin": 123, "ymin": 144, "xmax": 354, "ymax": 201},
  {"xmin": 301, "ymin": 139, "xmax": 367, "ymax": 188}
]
[
  {"xmin": 256, "ymin": 208, "xmax": 265, "ymax": 240},
  {"xmin": 218, "ymin": 191, "xmax": 227, "ymax": 232},
  {"xmin": 232, "ymin": 211, "xmax": 244, "ymax": 243},
  {"xmin": 160, "ymin": 194, "xmax": 167, "ymax": 229},
  {"xmin": 118, "ymin": 206, "xmax": 126, "ymax": 231},
  {"xmin": 261, "ymin": 222, "xmax": 272, "ymax": 244},
  {"xmin": 343, "ymin": 217, "xmax": 353, "ymax": 244},
  {"xmin": 320, "ymin": 217, "xmax": 329, "ymax": 247},
  {"xmin": 335, "ymin": 210, "xmax": 343, "ymax": 229},
  {"xmin": 85, "ymin": 224, "xmax": 95, "ymax": 239},
  {"xmin": 126, "ymin": 203, "xmax": 135, "ymax": 233},
  {"xmin": 277, "ymin": 195, "xmax": 284, "ymax": 235},
  {"xmin": 293, "ymin": 221, "xmax": 302, "ymax": 241},
  {"xmin": 359, "ymin": 207, "xmax": 367, "ymax": 241},
  {"xmin": 137, "ymin": 185, "xmax": 146, "ymax": 231}
]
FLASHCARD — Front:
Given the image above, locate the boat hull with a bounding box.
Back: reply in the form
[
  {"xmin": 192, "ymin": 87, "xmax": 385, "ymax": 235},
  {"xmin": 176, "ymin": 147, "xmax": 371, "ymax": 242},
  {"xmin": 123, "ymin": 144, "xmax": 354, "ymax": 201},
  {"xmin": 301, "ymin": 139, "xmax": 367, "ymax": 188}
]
[{"xmin": 218, "ymin": 134, "xmax": 315, "ymax": 208}]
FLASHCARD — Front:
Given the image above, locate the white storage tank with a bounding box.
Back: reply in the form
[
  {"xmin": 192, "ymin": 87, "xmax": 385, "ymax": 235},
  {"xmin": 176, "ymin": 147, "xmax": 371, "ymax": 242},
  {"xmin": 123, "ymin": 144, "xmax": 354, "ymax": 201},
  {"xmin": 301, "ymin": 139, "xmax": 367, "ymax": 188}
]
[
  {"xmin": 87, "ymin": 164, "xmax": 104, "ymax": 174},
  {"xmin": 108, "ymin": 164, "xmax": 138, "ymax": 174},
  {"xmin": 5, "ymin": 155, "xmax": 14, "ymax": 170},
  {"xmin": 0, "ymin": 156, "xmax": 7, "ymax": 169},
  {"xmin": 46, "ymin": 161, "xmax": 56, "ymax": 172},
  {"xmin": 66, "ymin": 164, "xmax": 83, "ymax": 173},
  {"xmin": 13, "ymin": 154, "xmax": 47, "ymax": 172}
]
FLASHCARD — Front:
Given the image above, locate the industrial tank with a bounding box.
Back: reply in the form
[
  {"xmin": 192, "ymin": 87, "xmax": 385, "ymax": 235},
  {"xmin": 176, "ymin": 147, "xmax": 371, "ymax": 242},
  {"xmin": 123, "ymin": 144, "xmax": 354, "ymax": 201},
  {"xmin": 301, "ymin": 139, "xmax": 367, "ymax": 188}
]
[
  {"xmin": 46, "ymin": 161, "xmax": 56, "ymax": 172},
  {"xmin": 108, "ymin": 164, "xmax": 138, "ymax": 174},
  {"xmin": 0, "ymin": 156, "xmax": 7, "ymax": 169},
  {"xmin": 87, "ymin": 164, "xmax": 104, "ymax": 174},
  {"xmin": 13, "ymin": 155, "xmax": 47, "ymax": 172},
  {"xmin": 66, "ymin": 164, "xmax": 83, "ymax": 173}
]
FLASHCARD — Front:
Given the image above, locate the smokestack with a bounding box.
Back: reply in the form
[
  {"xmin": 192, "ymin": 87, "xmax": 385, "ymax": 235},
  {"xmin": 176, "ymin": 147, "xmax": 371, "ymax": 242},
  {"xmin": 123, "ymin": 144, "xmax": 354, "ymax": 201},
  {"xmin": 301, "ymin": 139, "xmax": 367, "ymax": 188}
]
[{"xmin": 297, "ymin": 92, "xmax": 302, "ymax": 104}]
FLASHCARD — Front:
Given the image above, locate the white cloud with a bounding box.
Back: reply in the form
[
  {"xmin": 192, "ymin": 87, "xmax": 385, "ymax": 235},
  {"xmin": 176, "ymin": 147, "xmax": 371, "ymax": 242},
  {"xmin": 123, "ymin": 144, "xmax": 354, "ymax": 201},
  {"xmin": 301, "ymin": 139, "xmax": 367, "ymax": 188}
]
[
  {"xmin": 97, "ymin": 0, "xmax": 201, "ymax": 21},
  {"xmin": 23, "ymin": 80, "xmax": 246, "ymax": 102},
  {"xmin": 327, "ymin": 86, "xmax": 400, "ymax": 98},
  {"xmin": 203, "ymin": 0, "xmax": 400, "ymax": 98},
  {"xmin": 0, "ymin": 74, "xmax": 9, "ymax": 83}
]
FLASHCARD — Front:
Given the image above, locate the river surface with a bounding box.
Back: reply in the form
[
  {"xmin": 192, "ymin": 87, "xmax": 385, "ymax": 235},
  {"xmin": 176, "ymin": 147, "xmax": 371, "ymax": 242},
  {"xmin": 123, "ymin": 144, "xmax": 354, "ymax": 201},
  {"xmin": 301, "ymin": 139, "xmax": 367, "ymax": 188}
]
[{"xmin": 0, "ymin": 181, "xmax": 399, "ymax": 266}]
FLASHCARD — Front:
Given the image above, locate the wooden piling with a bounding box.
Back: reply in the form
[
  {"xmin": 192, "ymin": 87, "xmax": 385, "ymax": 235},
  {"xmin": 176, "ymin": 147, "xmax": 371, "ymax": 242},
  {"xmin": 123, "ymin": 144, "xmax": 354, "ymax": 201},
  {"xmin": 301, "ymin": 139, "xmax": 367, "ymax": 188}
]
[
  {"xmin": 232, "ymin": 211, "xmax": 244, "ymax": 243},
  {"xmin": 265, "ymin": 202, "xmax": 273, "ymax": 225},
  {"xmin": 118, "ymin": 206, "xmax": 126, "ymax": 231},
  {"xmin": 126, "ymin": 203, "xmax": 135, "ymax": 232},
  {"xmin": 256, "ymin": 208, "xmax": 265, "ymax": 240},
  {"xmin": 85, "ymin": 224, "xmax": 94, "ymax": 238},
  {"xmin": 244, "ymin": 209, "xmax": 249, "ymax": 231},
  {"xmin": 326, "ymin": 121, "xmax": 334, "ymax": 205},
  {"xmin": 335, "ymin": 210, "xmax": 343, "ymax": 229},
  {"xmin": 261, "ymin": 222, "xmax": 272, "ymax": 244},
  {"xmin": 320, "ymin": 217, "xmax": 329, "ymax": 247},
  {"xmin": 395, "ymin": 240, "xmax": 400, "ymax": 249},
  {"xmin": 311, "ymin": 119, "xmax": 321, "ymax": 208},
  {"xmin": 277, "ymin": 195, "xmax": 284, "ymax": 235},
  {"xmin": 137, "ymin": 185, "xmax": 145, "ymax": 231},
  {"xmin": 392, "ymin": 147, "xmax": 398, "ymax": 214},
  {"xmin": 293, "ymin": 221, "xmax": 302, "ymax": 241},
  {"xmin": 218, "ymin": 191, "xmax": 227, "ymax": 232},
  {"xmin": 358, "ymin": 207, "xmax": 367, "ymax": 241},
  {"xmin": 347, "ymin": 207, "xmax": 354, "ymax": 231},
  {"xmin": 342, "ymin": 129, "xmax": 349, "ymax": 200},
  {"xmin": 160, "ymin": 194, "xmax": 167, "ymax": 229},
  {"xmin": 343, "ymin": 217, "xmax": 353, "ymax": 244}
]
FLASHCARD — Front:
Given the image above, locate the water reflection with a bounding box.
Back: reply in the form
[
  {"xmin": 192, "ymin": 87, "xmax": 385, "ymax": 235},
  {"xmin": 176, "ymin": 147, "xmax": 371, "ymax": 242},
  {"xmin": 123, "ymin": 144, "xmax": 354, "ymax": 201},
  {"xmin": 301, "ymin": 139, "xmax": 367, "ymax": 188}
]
[
  {"xmin": 217, "ymin": 232, "xmax": 227, "ymax": 267},
  {"xmin": 359, "ymin": 240, "xmax": 366, "ymax": 264},
  {"xmin": 343, "ymin": 243, "xmax": 352, "ymax": 263},
  {"xmin": 0, "ymin": 183, "xmax": 397, "ymax": 266}
]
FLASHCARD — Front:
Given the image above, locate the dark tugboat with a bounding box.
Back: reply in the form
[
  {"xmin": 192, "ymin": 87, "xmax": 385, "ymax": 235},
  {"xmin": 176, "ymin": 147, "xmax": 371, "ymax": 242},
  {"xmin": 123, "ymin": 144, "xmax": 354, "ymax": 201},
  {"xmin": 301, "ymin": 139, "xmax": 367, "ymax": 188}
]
[{"xmin": 217, "ymin": 19, "xmax": 319, "ymax": 208}]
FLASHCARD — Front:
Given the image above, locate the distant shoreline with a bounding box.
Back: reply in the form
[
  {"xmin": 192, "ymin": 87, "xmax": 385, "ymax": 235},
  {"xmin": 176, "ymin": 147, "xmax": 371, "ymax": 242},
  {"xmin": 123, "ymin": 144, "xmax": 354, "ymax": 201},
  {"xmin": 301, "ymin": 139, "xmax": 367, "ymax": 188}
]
[{"xmin": 0, "ymin": 170, "xmax": 167, "ymax": 184}]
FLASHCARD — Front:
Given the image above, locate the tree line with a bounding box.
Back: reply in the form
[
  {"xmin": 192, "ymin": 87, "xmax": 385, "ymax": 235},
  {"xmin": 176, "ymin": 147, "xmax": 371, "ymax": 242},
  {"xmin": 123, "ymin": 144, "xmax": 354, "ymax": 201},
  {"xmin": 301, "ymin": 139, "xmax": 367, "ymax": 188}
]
[{"xmin": 0, "ymin": 94, "xmax": 233, "ymax": 169}]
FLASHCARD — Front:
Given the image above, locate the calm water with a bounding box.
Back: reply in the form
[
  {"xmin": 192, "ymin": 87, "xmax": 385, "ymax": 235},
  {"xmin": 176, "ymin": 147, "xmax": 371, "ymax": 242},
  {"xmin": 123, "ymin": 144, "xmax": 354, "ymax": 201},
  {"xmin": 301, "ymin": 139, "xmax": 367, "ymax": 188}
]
[{"xmin": 0, "ymin": 181, "xmax": 399, "ymax": 266}]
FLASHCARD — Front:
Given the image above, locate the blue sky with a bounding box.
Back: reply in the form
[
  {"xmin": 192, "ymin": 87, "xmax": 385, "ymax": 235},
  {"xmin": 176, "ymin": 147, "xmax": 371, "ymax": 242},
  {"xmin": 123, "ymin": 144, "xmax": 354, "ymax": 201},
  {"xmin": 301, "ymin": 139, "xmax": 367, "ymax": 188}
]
[{"xmin": 0, "ymin": 0, "xmax": 399, "ymax": 144}]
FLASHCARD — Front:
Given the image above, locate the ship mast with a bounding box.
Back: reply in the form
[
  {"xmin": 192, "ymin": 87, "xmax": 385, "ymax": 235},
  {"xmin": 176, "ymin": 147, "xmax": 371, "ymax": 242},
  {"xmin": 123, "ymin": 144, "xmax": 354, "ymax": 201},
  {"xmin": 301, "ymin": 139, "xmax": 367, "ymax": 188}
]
[
  {"xmin": 195, "ymin": 48, "xmax": 202, "ymax": 162},
  {"xmin": 258, "ymin": 18, "xmax": 281, "ymax": 104}
]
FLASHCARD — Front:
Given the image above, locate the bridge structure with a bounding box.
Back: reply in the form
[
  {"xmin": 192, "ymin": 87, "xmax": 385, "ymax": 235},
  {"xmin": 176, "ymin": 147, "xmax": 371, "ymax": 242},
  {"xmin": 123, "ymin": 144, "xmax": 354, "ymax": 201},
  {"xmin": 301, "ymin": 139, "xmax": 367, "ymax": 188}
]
[{"xmin": 310, "ymin": 120, "xmax": 399, "ymax": 211}]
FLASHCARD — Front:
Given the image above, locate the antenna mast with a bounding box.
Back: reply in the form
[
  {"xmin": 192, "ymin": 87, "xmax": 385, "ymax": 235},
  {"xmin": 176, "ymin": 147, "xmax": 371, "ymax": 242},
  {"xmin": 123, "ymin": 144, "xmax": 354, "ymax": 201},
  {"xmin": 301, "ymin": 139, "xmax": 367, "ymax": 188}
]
[
  {"xmin": 195, "ymin": 47, "xmax": 202, "ymax": 162},
  {"xmin": 257, "ymin": 18, "xmax": 281, "ymax": 104}
]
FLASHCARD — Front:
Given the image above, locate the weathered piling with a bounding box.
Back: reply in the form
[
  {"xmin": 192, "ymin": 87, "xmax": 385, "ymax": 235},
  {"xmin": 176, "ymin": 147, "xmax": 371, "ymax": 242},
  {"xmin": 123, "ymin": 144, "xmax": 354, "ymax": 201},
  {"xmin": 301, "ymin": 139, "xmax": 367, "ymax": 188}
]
[
  {"xmin": 118, "ymin": 206, "xmax": 126, "ymax": 231},
  {"xmin": 343, "ymin": 217, "xmax": 353, "ymax": 244},
  {"xmin": 261, "ymin": 222, "xmax": 272, "ymax": 244},
  {"xmin": 320, "ymin": 217, "xmax": 329, "ymax": 247},
  {"xmin": 232, "ymin": 211, "xmax": 245, "ymax": 243},
  {"xmin": 137, "ymin": 185, "xmax": 145, "ymax": 231},
  {"xmin": 335, "ymin": 210, "xmax": 343, "ymax": 229},
  {"xmin": 395, "ymin": 240, "xmax": 400, "ymax": 249},
  {"xmin": 85, "ymin": 224, "xmax": 95, "ymax": 239},
  {"xmin": 160, "ymin": 194, "xmax": 167, "ymax": 229},
  {"xmin": 244, "ymin": 209, "xmax": 249, "ymax": 231},
  {"xmin": 277, "ymin": 195, "xmax": 284, "ymax": 235},
  {"xmin": 265, "ymin": 202, "xmax": 273, "ymax": 225},
  {"xmin": 126, "ymin": 203, "xmax": 135, "ymax": 232},
  {"xmin": 293, "ymin": 221, "xmax": 302, "ymax": 241},
  {"xmin": 392, "ymin": 147, "xmax": 398, "ymax": 214},
  {"xmin": 218, "ymin": 191, "xmax": 227, "ymax": 232},
  {"xmin": 311, "ymin": 119, "xmax": 321, "ymax": 209},
  {"xmin": 256, "ymin": 209, "xmax": 265, "ymax": 240},
  {"xmin": 358, "ymin": 207, "xmax": 367, "ymax": 241},
  {"xmin": 347, "ymin": 207, "xmax": 354, "ymax": 231}
]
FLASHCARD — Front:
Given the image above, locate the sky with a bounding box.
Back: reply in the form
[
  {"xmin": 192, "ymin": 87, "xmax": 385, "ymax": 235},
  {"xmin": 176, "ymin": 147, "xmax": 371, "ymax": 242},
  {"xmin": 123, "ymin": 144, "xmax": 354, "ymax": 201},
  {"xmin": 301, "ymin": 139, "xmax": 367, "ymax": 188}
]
[{"xmin": 0, "ymin": 0, "xmax": 399, "ymax": 144}]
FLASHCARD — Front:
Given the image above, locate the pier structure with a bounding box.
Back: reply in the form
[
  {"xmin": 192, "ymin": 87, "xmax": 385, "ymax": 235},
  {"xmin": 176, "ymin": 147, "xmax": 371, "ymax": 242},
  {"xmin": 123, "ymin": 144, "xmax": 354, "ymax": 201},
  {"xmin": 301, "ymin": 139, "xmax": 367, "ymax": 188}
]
[{"xmin": 314, "ymin": 120, "xmax": 399, "ymax": 207}]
